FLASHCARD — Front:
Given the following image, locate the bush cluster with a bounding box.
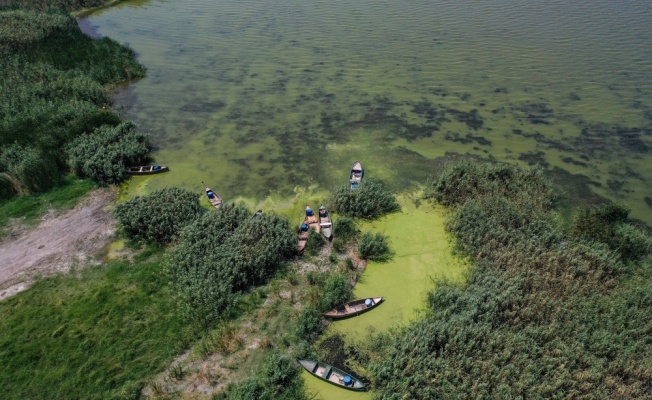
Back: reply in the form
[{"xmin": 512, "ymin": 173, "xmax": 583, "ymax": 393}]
[
  {"xmin": 332, "ymin": 217, "xmax": 359, "ymax": 252},
  {"xmin": 369, "ymin": 160, "xmax": 652, "ymax": 399},
  {"xmin": 0, "ymin": 9, "xmax": 145, "ymax": 198},
  {"xmin": 357, "ymin": 232, "xmax": 392, "ymax": 261},
  {"xmin": 67, "ymin": 122, "xmax": 150, "ymax": 186},
  {"xmin": 330, "ymin": 178, "xmax": 400, "ymax": 219},
  {"xmin": 114, "ymin": 187, "xmax": 205, "ymax": 245},
  {"xmin": 166, "ymin": 203, "xmax": 296, "ymax": 327}
]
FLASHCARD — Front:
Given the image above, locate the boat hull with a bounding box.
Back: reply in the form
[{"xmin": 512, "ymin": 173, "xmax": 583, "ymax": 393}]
[
  {"xmin": 323, "ymin": 297, "xmax": 383, "ymax": 320},
  {"xmin": 126, "ymin": 165, "xmax": 169, "ymax": 175},
  {"xmin": 204, "ymin": 187, "xmax": 223, "ymax": 209},
  {"xmin": 298, "ymin": 359, "xmax": 366, "ymax": 391}
]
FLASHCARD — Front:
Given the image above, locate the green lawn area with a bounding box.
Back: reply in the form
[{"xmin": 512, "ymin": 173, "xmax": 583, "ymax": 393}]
[{"xmin": 0, "ymin": 251, "xmax": 194, "ymax": 399}]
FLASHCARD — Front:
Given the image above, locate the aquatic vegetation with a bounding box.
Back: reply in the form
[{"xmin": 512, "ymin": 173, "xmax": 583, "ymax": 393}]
[
  {"xmin": 426, "ymin": 160, "xmax": 553, "ymax": 209},
  {"xmin": 357, "ymin": 232, "xmax": 392, "ymax": 262},
  {"xmin": 369, "ymin": 161, "xmax": 652, "ymax": 398},
  {"xmin": 67, "ymin": 122, "xmax": 150, "ymax": 186},
  {"xmin": 114, "ymin": 187, "xmax": 205, "ymax": 245},
  {"xmin": 330, "ymin": 178, "xmax": 401, "ymax": 219},
  {"xmin": 0, "ymin": 8, "xmax": 144, "ymax": 199}
]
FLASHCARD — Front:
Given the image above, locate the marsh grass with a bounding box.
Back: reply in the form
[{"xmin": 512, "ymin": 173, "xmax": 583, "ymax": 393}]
[{"xmin": 0, "ymin": 251, "xmax": 195, "ymax": 400}]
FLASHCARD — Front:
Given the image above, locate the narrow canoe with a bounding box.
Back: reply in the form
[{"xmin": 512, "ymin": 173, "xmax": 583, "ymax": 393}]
[
  {"xmin": 323, "ymin": 297, "xmax": 383, "ymax": 320},
  {"xmin": 318, "ymin": 205, "xmax": 332, "ymax": 239},
  {"xmin": 349, "ymin": 161, "xmax": 363, "ymax": 189},
  {"xmin": 126, "ymin": 165, "xmax": 169, "ymax": 175},
  {"xmin": 305, "ymin": 205, "xmax": 320, "ymax": 233},
  {"xmin": 298, "ymin": 359, "xmax": 365, "ymax": 391},
  {"xmin": 204, "ymin": 187, "xmax": 223, "ymax": 209}
]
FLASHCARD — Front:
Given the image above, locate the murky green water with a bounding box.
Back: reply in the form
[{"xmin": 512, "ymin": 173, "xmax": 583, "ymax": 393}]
[{"xmin": 82, "ymin": 0, "xmax": 652, "ymax": 224}]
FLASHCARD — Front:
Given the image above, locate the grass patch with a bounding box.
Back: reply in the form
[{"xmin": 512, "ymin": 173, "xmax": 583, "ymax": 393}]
[
  {"xmin": 0, "ymin": 175, "xmax": 95, "ymax": 234},
  {"xmin": 0, "ymin": 252, "xmax": 194, "ymax": 400}
]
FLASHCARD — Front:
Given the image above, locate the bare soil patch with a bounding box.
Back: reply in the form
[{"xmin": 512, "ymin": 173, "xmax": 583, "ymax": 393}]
[{"xmin": 0, "ymin": 187, "xmax": 116, "ymax": 301}]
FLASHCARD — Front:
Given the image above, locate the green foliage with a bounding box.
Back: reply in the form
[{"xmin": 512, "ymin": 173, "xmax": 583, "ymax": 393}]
[
  {"xmin": 319, "ymin": 273, "xmax": 351, "ymax": 312},
  {"xmin": 220, "ymin": 353, "xmax": 307, "ymax": 400},
  {"xmin": 0, "ymin": 144, "xmax": 61, "ymax": 192},
  {"xmin": 0, "ymin": 8, "xmax": 145, "ymax": 201},
  {"xmin": 0, "ymin": 259, "xmax": 194, "ymax": 400},
  {"xmin": 333, "ymin": 217, "xmax": 358, "ymax": 241},
  {"xmin": 330, "ymin": 178, "xmax": 401, "ymax": 219},
  {"xmin": 167, "ymin": 204, "xmax": 296, "ymax": 327},
  {"xmin": 114, "ymin": 187, "xmax": 205, "ymax": 245},
  {"xmin": 369, "ymin": 161, "xmax": 652, "ymax": 398},
  {"xmin": 304, "ymin": 228, "xmax": 326, "ymax": 256},
  {"xmin": 571, "ymin": 203, "xmax": 652, "ymax": 263},
  {"xmin": 294, "ymin": 306, "xmax": 322, "ymax": 340},
  {"xmin": 0, "ymin": 173, "xmax": 17, "ymax": 200},
  {"xmin": 426, "ymin": 160, "xmax": 553, "ymax": 209},
  {"xmin": 67, "ymin": 122, "xmax": 150, "ymax": 186},
  {"xmin": 0, "ymin": 0, "xmax": 108, "ymax": 12},
  {"xmin": 358, "ymin": 232, "xmax": 392, "ymax": 261}
]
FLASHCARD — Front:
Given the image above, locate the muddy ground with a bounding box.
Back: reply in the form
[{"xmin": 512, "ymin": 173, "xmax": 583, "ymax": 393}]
[{"xmin": 0, "ymin": 188, "xmax": 117, "ymax": 301}]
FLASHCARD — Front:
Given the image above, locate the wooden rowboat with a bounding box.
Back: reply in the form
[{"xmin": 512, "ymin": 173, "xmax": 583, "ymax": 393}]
[
  {"xmin": 204, "ymin": 186, "xmax": 223, "ymax": 209},
  {"xmin": 297, "ymin": 222, "xmax": 309, "ymax": 253},
  {"xmin": 318, "ymin": 205, "xmax": 332, "ymax": 239},
  {"xmin": 349, "ymin": 161, "xmax": 363, "ymax": 189},
  {"xmin": 126, "ymin": 165, "xmax": 169, "ymax": 175},
  {"xmin": 323, "ymin": 297, "xmax": 383, "ymax": 320},
  {"xmin": 298, "ymin": 359, "xmax": 365, "ymax": 391},
  {"xmin": 305, "ymin": 205, "xmax": 320, "ymax": 233}
]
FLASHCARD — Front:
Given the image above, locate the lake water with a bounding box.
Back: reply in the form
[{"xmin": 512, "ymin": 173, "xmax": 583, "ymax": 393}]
[{"xmin": 82, "ymin": 0, "xmax": 651, "ymax": 224}]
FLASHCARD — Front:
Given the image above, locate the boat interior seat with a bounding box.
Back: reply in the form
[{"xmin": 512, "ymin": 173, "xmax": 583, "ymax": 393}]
[{"xmin": 322, "ymin": 366, "xmax": 332, "ymax": 378}]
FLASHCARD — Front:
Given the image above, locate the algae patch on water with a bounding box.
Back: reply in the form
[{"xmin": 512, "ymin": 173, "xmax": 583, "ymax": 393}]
[
  {"xmin": 304, "ymin": 194, "xmax": 468, "ymax": 398},
  {"xmin": 326, "ymin": 195, "xmax": 467, "ymax": 338}
]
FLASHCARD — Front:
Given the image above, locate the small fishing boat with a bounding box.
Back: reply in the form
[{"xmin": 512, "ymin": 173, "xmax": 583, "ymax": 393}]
[
  {"xmin": 297, "ymin": 222, "xmax": 309, "ymax": 253},
  {"xmin": 305, "ymin": 205, "xmax": 320, "ymax": 233},
  {"xmin": 349, "ymin": 161, "xmax": 363, "ymax": 189},
  {"xmin": 318, "ymin": 205, "xmax": 332, "ymax": 239},
  {"xmin": 298, "ymin": 359, "xmax": 365, "ymax": 391},
  {"xmin": 126, "ymin": 165, "xmax": 169, "ymax": 175},
  {"xmin": 204, "ymin": 186, "xmax": 223, "ymax": 209},
  {"xmin": 323, "ymin": 297, "xmax": 383, "ymax": 320}
]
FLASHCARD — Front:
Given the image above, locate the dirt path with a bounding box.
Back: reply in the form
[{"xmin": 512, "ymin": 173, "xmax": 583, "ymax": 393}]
[{"xmin": 0, "ymin": 188, "xmax": 117, "ymax": 301}]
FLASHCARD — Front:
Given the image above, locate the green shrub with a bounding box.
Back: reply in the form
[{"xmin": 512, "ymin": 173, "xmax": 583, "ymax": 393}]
[
  {"xmin": 304, "ymin": 228, "xmax": 326, "ymax": 256},
  {"xmin": 571, "ymin": 203, "xmax": 652, "ymax": 263},
  {"xmin": 426, "ymin": 160, "xmax": 553, "ymax": 209},
  {"xmin": 114, "ymin": 187, "xmax": 205, "ymax": 245},
  {"xmin": 319, "ymin": 273, "xmax": 351, "ymax": 312},
  {"xmin": 0, "ymin": 9, "xmax": 144, "ymax": 202},
  {"xmin": 358, "ymin": 232, "xmax": 392, "ymax": 261},
  {"xmin": 295, "ymin": 306, "xmax": 322, "ymax": 340},
  {"xmin": 166, "ymin": 204, "xmax": 296, "ymax": 326},
  {"xmin": 67, "ymin": 122, "xmax": 150, "ymax": 186},
  {"xmin": 0, "ymin": 173, "xmax": 18, "ymax": 200},
  {"xmin": 222, "ymin": 353, "xmax": 307, "ymax": 400},
  {"xmin": 330, "ymin": 178, "xmax": 401, "ymax": 219},
  {"xmin": 0, "ymin": 144, "xmax": 61, "ymax": 193}
]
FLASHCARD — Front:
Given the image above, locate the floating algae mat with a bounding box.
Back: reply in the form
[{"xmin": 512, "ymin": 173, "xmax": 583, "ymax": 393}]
[
  {"xmin": 330, "ymin": 197, "xmax": 466, "ymax": 337},
  {"xmin": 304, "ymin": 196, "xmax": 468, "ymax": 398}
]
